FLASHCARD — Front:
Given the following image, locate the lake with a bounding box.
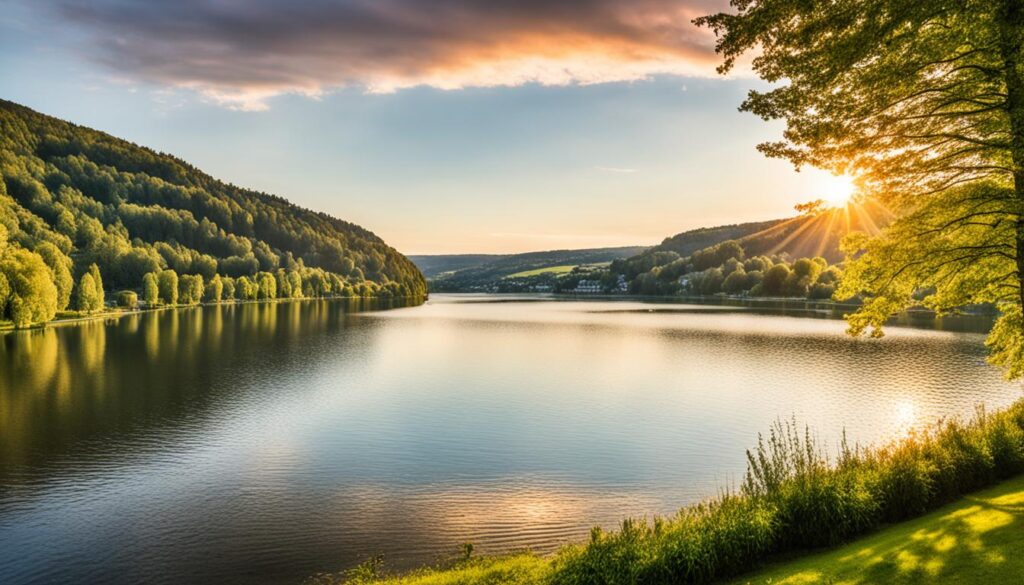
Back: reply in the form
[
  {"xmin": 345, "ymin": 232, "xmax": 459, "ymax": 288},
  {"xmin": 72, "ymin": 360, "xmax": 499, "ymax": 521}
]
[{"xmin": 0, "ymin": 295, "xmax": 1020, "ymax": 584}]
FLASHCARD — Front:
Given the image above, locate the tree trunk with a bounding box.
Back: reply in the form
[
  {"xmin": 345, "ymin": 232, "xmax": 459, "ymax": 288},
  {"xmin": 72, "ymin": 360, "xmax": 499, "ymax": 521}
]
[{"xmin": 999, "ymin": 0, "xmax": 1024, "ymax": 311}]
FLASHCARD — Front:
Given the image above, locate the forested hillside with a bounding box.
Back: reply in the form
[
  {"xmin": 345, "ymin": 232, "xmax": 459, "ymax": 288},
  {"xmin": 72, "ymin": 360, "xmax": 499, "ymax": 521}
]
[
  {"xmin": 610, "ymin": 202, "xmax": 890, "ymax": 298},
  {"xmin": 0, "ymin": 100, "xmax": 425, "ymax": 327},
  {"xmin": 648, "ymin": 218, "xmax": 784, "ymax": 257}
]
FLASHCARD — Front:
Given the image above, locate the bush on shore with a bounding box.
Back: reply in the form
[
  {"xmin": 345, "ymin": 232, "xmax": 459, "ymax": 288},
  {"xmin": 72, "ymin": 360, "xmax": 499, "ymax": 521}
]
[
  {"xmin": 316, "ymin": 400, "xmax": 1024, "ymax": 585},
  {"xmin": 116, "ymin": 290, "xmax": 138, "ymax": 309}
]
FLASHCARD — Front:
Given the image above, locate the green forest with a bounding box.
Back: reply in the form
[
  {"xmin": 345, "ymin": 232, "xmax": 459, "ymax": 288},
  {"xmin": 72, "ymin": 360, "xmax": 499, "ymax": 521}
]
[
  {"xmin": 0, "ymin": 100, "xmax": 426, "ymax": 328},
  {"xmin": 488, "ymin": 211, "xmax": 860, "ymax": 298},
  {"xmin": 609, "ymin": 238, "xmax": 843, "ymax": 299},
  {"xmin": 602, "ymin": 199, "xmax": 895, "ymax": 299}
]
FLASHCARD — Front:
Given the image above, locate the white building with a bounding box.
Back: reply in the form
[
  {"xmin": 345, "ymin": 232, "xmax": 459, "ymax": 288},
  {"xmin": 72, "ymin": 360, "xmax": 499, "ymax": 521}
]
[
  {"xmin": 616, "ymin": 274, "xmax": 628, "ymax": 292},
  {"xmin": 573, "ymin": 280, "xmax": 602, "ymax": 294}
]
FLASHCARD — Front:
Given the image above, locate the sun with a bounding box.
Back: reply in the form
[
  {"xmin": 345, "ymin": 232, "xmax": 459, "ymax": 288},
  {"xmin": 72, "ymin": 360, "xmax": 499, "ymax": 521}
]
[{"xmin": 816, "ymin": 173, "xmax": 857, "ymax": 208}]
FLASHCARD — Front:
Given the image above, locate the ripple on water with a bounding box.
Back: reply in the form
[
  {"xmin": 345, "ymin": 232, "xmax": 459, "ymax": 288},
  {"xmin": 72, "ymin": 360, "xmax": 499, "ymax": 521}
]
[{"xmin": 0, "ymin": 296, "xmax": 1019, "ymax": 584}]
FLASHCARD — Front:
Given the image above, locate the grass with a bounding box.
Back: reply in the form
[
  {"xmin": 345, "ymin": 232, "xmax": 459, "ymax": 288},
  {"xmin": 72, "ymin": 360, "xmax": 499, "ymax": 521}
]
[
  {"xmin": 308, "ymin": 400, "xmax": 1024, "ymax": 585},
  {"xmin": 308, "ymin": 554, "xmax": 551, "ymax": 585},
  {"xmin": 307, "ymin": 475, "xmax": 1024, "ymax": 585},
  {"xmin": 729, "ymin": 474, "xmax": 1024, "ymax": 584},
  {"xmin": 504, "ymin": 265, "xmax": 577, "ymax": 279}
]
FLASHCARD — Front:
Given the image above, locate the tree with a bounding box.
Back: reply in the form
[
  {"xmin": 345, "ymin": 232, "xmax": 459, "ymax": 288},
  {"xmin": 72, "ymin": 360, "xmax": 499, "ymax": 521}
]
[
  {"xmin": 744, "ymin": 256, "xmax": 772, "ymax": 273},
  {"xmin": 723, "ymin": 267, "xmax": 749, "ymax": 294},
  {"xmin": 635, "ymin": 271, "xmax": 661, "ymax": 295},
  {"xmin": 288, "ymin": 271, "xmax": 303, "ymax": 298},
  {"xmin": 221, "ymin": 276, "xmax": 235, "ymax": 301},
  {"xmin": 191, "ymin": 274, "xmax": 204, "ymax": 303},
  {"xmin": 784, "ymin": 258, "xmax": 824, "ymax": 298},
  {"xmin": 76, "ymin": 272, "xmax": 100, "ymax": 313},
  {"xmin": 760, "ymin": 264, "xmax": 791, "ymax": 297},
  {"xmin": 117, "ymin": 290, "xmax": 138, "ymax": 309},
  {"xmin": 88, "ymin": 263, "xmax": 105, "ymax": 309},
  {"xmin": 35, "ymin": 242, "xmax": 73, "ymax": 311},
  {"xmin": 204, "ymin": 274, "xmax": 223, "ymax": 303},
  {"xmin": 0, "ymin": 248, "xmax": 58, "ymax": 327},
  {"xmin": 236, "ymin": 275, "xmax": 257, "ymax": 300},
  {"xmin": 178, "ymin": 274, "xmax": 204, "ymax": 305},
  {"xmin": 275, "ymin": 268, "xmax": 292, "ymax": 299},
  {"xmin": 745, "ymin": 269, "xmax": 764, "ymax": 290},
  {"xmin": 256, "ymin": 271, "xmax": 276, "ymax": 300},
  {"xmin": 818, "ymin": 266, "xmax": 843, "ymax": 286},
  {"xmin": 158, "ymin": 269, "xmax": 179, "ymax": 305},
  {"xmin": 697, "ymin": 1, "xmax": 1024, "ymax": 375},
  {"xmin": 143, "ymin": 272, "xmax": 159, "ymax": 306},
  {"xmin": 692, "ymin": 240, "xmax": 744, "ymax": 271},
  {"xmin": 721, "ymin": 258, "xmax": 742, "ymax": 276},
  {"xmin": 0, "ymin": 273, "xmax": 8, "ymax": 317},
  {"xmin": 700, "ymin": 267, "xmax": 725, "ymax": 295}
]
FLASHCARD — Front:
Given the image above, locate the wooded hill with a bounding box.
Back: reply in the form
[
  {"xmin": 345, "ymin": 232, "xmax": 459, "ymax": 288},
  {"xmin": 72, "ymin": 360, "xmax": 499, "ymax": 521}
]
[
  {"xmin": 648, "ymin": 200, "xmax": 890, "ymax": 264},
  {"xmin": 0, "ymin": 99, "xmax": 425, "ymax": 326},
  {"xmin": 611, "ymin": 201, "xmax": 891, "ymax": 298}
]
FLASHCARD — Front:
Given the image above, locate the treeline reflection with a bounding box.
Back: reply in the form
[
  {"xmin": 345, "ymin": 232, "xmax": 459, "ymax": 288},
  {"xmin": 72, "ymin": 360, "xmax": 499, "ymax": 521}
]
[{"xmin": 0, "ymin": 297, "xmax": 419, "ymax": 475}]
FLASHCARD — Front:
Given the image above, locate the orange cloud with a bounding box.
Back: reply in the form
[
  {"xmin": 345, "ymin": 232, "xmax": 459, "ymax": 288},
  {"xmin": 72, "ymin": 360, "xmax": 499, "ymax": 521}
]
[{"xmin": 48, "ymin": 0, "xmax": 730, "ymax": 109}]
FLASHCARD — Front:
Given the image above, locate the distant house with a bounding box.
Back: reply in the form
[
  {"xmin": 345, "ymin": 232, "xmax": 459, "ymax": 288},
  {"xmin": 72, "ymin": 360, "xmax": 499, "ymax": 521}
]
[
  {"xmin": 615, "ymin": 275, "xmax": 628, "ymax": 293},
  {"xmin": 573, "ymin": 280, "xmax": 602, "ymax": 294}
]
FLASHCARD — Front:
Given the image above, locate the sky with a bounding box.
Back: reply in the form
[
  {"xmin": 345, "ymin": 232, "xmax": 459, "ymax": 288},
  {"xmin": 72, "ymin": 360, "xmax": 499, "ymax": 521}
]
[{"xmin": 0, "ymin": 0, "xmax": 848, "ymax": 255}]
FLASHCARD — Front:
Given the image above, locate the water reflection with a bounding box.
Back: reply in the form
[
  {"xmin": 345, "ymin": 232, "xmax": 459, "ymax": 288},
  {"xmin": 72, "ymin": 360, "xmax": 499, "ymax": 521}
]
[
  {"xmin": 0, "ymin": 295, "xmax": 1019, "ymax": 585},
  {"xmin": 0, "ymin": 298, "xmax": 409, "ymax": 476}
]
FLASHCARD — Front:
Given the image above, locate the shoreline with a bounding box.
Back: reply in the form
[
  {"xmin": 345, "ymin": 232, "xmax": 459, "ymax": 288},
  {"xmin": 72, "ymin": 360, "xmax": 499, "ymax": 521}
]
[
  {"xmin": 0, "ymin": 294, "xmax": 428, "ymax": 333},
  {"xmin": 308, "ymin": 399, "xmax": 1024, "ymax": 584}
]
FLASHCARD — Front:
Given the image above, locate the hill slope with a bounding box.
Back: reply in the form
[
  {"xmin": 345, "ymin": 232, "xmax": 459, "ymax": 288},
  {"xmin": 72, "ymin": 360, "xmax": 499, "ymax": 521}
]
[
  {"xmin": 649, "ymin": 218, "xmax": 786, "ymax": 257},
  {"xmin": 408, "ymin": 254, "xmax": 503, "ymax": 279},
  {"xmin": 649, "ymin": 201, "xmax": 890, "ymax": 264},
  {"xmin": 415, "ymin": 246, "xmax": 648, "ymax": 291},
  {"xmin": 607, "ymin": 202, "xmax": 891, "ymax": 297},
  {"xmin": 0, "ymin": 99, "xmax": 425, "ymax": 324}
]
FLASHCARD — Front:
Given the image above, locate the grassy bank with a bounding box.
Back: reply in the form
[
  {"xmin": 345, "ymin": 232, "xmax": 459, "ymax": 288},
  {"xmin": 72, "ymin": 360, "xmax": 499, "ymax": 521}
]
[
  {"xmin": 309, "ymin": 400, "xmax": 1024, "ymax": 585},
  {"xmin": 728, "ymin": 474, "xmax": 1024, "ymax": 584}
]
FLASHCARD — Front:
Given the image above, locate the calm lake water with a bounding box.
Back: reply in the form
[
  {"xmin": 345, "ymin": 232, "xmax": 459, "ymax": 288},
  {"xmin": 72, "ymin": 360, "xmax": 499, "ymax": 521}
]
[{"xmin": 1, "ymin": 294, "xmax": 1021, "ymax": 584}]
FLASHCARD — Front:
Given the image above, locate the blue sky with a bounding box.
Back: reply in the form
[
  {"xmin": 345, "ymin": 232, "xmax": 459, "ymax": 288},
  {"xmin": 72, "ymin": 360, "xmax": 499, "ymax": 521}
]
[{"xmin": 0, "ymin": 0, "xmax": 846, "ymax": 254}]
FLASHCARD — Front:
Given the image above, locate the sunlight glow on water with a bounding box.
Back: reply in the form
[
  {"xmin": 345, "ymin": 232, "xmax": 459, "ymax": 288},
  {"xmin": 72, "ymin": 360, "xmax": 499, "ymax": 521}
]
[{"xmin": 0, "ymin": 295, "xmax": 1020, "ymax": 584}]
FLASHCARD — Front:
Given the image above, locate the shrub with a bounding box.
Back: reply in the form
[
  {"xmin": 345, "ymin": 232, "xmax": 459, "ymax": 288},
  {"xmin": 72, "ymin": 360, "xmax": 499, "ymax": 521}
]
[
  {"xmin": 868, "ymin": 440, "xmax": 935, "ymax": 522},
  {"xmin": 116, "ymin": 290, "xmax": 138, "ymax": 309},
  {"xmin": 984, "ymin": 411, "xmax": 1024, "ymax": 477},
  {"xmin": 546, "ymin": 401, "xmax": 1024, "ymax": 584}
]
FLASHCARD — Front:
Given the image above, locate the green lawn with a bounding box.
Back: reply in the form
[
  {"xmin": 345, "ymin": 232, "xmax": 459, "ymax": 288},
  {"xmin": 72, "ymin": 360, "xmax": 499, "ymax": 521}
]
[
  {"xmin": 729, "ymin": 474, "xmax": 1024, "ymax": 585},
  {"xmin": 503, "ymin": 265, "xmax": 576, "ymax": 278}
]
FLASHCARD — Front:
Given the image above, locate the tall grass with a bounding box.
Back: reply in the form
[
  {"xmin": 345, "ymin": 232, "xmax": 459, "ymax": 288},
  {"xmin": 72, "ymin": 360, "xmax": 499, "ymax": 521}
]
[{"xmin": 318, "ymin": 400, "xmax": 1024, "ymax": 585}]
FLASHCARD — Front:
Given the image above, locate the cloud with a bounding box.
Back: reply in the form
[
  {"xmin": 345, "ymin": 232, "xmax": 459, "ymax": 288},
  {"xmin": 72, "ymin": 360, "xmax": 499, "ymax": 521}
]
[
  {"xmin": 595, "ymin": 166, "xmax": 638, "ymax": 174},
  {"xmin": 41, "ymin": 0, "xmax": 729, "ymax": 109}
]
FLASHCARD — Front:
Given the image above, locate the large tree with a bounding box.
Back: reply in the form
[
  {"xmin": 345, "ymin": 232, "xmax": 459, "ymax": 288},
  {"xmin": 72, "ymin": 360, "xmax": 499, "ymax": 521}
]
[
  {"xmin": 1, "ymin": 248, "xmax": 58, "ymax": 327},
  {"xmin": 143, "ymin": 272, "xmax": 159, "ymax": 307},
  {"xmin": 697, "ymin": 0, "xmax": 1024, "ymax": 376},
  {"xmin": 35, "ymin": 242, "xmax": 73, "ymax": 311}
]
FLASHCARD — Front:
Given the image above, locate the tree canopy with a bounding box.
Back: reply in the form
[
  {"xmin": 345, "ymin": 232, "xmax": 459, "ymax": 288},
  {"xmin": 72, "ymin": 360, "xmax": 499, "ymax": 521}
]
[
  {"xmin": 0, "ymin": 99, "xmax": 425, "ymax": 326},
  {"xmin": 698, "ymin": 0, "xmax": 1024, "ymax": 376}
]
